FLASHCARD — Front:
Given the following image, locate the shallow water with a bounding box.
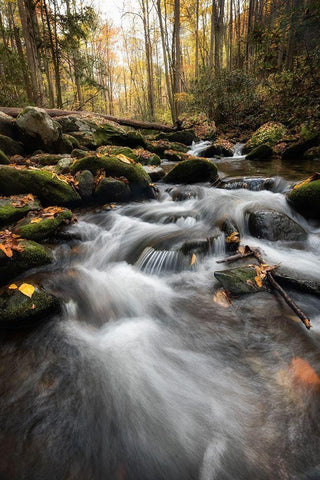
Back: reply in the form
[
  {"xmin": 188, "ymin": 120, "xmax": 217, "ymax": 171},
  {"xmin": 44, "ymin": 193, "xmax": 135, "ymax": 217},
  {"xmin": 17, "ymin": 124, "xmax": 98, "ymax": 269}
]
[{"xmin": 0, "ymin": 146, "xmax": 320, "ymax": 480}]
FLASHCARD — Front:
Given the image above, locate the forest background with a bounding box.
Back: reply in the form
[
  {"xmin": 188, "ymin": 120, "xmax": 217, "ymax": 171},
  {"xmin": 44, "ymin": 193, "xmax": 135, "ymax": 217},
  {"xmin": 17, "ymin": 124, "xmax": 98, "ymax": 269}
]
[{"xmin": 0, "ymin": 0, "xmax": 319, "ymax": 133}]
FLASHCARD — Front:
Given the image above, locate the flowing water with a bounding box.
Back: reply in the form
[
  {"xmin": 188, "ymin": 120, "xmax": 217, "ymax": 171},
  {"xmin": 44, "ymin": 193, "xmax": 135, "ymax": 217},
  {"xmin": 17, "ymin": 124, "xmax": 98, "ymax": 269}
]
[{"xmin": 1, "ymin": 144, "xmax": 320, "ymax": 479}]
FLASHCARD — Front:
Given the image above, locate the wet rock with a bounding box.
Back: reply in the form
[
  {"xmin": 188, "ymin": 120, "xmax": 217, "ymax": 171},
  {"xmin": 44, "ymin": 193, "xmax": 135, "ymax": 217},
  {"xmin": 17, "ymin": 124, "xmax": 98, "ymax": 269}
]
[
  {"xmin": 275, "ymin": 271, "xmax": 320, "ymax": 297},
  {"xmin": 0, "ymin": 195, "xmax": 41, "ymax": 227},
  {"xmin": 0, "ymin": 111, "xmax": 15, "ymax": 138},
  {"xmin": 304, "ymin": 146, "xmax": 320, "ymax": 160},
  {"xmin": 168, "ymin": 187, "xmax": 197, "ymax": 201},
  {"xmin": 287, "ymin": 179, "xmax": 320, "ymax": 219},
  {"xmin": 68, "ymin": 124, "xmax": 146, "ymax": 150},
  {"xmin": 282, "ymin": 134, "xmax": 320, "ymax": 160},
  {"xmin": 145, "ymin": 139, "xmax": 188, "ymax": 156},
  {"xmin": 0, "ymin": 166, "xmax": 81, "ymax": 205},
  {"xmin": 0, "ymin": 134, "xmax": 24, "ymax": 156},
  {"xmin": 0, "ymin": 150, "xmax": 9, "ymax": 165},
  {"xmin": 0, "ymin": 238, "xmax": 52, "ymax": 284},
  {"xmin": 13, "ymin": 208, "xmax": 73, "ymax": 241},
  {"xmin": 56, "ymin": 133, "xmax": 80, "ymax": 153},
  {"xmin": 76, "ymin": 170, "xmax": 94, "ymax": 199},
  {"xmin": 220, "ymin": 218, "xmax": 240, "ymax": 251},
  {"xmin": 142, "ymin": 166, "xmax": 165, "ymax": 182},
  {"xmin": 133, "ymin": 148, "xmax": 161, "ymax": 166},
  {"xmin": 16, "ymin": 106, "xmax": 62, "ymax": 152},
  {"xmin": 0, "ymin": 283, "xmax": 60, "ymax": 329},
  {"xmin": 214, "ymin": 266, "xmax": 267, "ymax": 294},
  {"xmin": 98, "ymin": 145, "xmax": 161, "ymax": 165},
  {"xmin": 199, "ymin": 139, "xmax": 234, "ymax": 158},
  {"xmin": 219, "ymin": 176, "xmax": 275, "ymax": 191},
  {"xmin": 70, "ymin": 154, "xmax": 151, "ymax": 197},
  {"xmin": 156, "ymin": 129, "xmax": 198, "ymax": 145},
  {"xmin": 246, "ymin": 144, "xmax": 273, "ymax": 160},
  {"xmin": 163, "ymin": 159, "xmax": 218, "ymax": 184},
  {"xmin": 243, "ymin": 122, "xmax": 287, "ymax": 154},
  {"xmin": 29, "ymin": 153, "xmax": 68, "ymax": 166},
  {"xmin": 180, "ymin": 235, "xmax": 218, "ymax": 255},
  {"xmin": 94, "ymin": 178, "xmax": 131, "ymax": 203},
  {"xmin": 163, "ymin": 150, "xmax": 204, "ymax": 163},
  {"xmin": 55, "ymin": 157, "xmax": 74, "ymax": 174},
  {"xmin": 248, "ymin": 209, "xmax": 307, "ymax": 241},
  {"xmin": 71, "ymin": 148, "xmax": 88, "ymax": 159}
]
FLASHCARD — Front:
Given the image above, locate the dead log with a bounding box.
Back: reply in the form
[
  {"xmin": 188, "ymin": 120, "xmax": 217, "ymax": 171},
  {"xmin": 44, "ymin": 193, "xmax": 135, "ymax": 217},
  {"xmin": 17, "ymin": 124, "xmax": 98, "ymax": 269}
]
[
  {"xmin": 219, "ymin": 246, "xmax": 312, "ymax": 330},
  {"xmin": 0, "ymin": 106, "xmax": 178, "ymax": 132}
]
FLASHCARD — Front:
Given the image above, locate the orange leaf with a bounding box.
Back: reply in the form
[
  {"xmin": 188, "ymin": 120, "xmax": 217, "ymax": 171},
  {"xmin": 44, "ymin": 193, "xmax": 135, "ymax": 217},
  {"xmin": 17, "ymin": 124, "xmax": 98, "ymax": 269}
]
[
  {"xmin": 213, "ymin": 289, "xmax": 232, "ymax": 308},
  {"xmin": 190, "ymin": 253, "xmax": 196, "ymax": 266},
  {"xmin": 9, "ymin": 284, "xmax": 18, "ymax": 289},
  {"xmin": 31, "ymin": 218, "xmax": 42, "ymax": 223},
  {"xmin": 18, "ymin": 283, "xmax": 35, "ymax": 298}
]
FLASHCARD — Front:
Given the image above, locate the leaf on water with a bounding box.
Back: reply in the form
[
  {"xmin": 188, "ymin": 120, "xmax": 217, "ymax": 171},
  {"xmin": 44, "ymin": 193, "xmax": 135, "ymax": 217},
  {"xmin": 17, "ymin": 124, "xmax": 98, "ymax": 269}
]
[
  {"xmin": 190, "ymin": 253, "xmax": 196, "ymax": 266},
  {"xmin": 226, "ymin": 231, "xmax": 240, "ymax": 243},
  {"xmin": 31, "ymin": 218, "xmax": 42, "ymax": 223},
  {"xmin": 116, "ymin": 154, "xmax": 132, "ymax": 164},
  {"xmin": 213, "ymin": 288, "xmax": 232, "ymax": 308},
  {"xmin": 18, "ymin": 283, "xmax": 35, "ymax": 298},
  {"xmin": 9, "ymin": 284, "xmax": 18, "ymax": 289}
]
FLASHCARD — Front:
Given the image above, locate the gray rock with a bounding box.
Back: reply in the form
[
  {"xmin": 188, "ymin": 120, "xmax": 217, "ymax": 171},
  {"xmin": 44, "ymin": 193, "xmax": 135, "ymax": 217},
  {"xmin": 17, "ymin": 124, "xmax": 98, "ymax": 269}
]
[
  {"xmin": 214, "ymin": 266, "xmax": 267, "ymax": 294},
  {"xmin": 77, "ymin": 170, "xmax": 95, "ymax": 200},
  {"xmin": 248, "ymin": 209, "xmax": 307, "ymax": 241},
  {"xmin": 16, "ymin": 106, "xmax": 62, "ymax": 152},
  {"xmin": 0, "ymin": 112, "xmax": 15, "ymax": 138},
  {"xmin": 143, "ymin": 166, "xmax": 165, "ymax": 181}
]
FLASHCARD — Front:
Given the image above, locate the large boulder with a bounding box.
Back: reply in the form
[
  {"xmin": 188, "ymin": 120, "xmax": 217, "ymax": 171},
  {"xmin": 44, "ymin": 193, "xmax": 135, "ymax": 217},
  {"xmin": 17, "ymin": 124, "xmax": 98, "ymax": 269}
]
[
  {"xmin": 246, "ymin": 144, "xmax": 273, "ymax": 161},
  {"xmin": 214, "ymin": 266, "xmax": 267, "ymax": 295},
  {"xmin": 94, "ymin": 178, "xmax": 131, "ymax": 203},
  {"xmin": 0, "ymin": 166, "xmax": 80, "ymax": 205},
  {"xmin": 0, "ymin": 134, "xmax": 24, "ymax": 156},
  {"xmin": 282, "ymin": 134, "xmax": 320, "ymax": 160},
  {"xmin": 70, "ymin": 154, "xmax": 151, "ymax": 197},
  {"xmin": 287, "ymin": 178, "xmax": 320, "ymax": 219},
  {"xmin": 199, "ymin": 139, "xmax": 234, "ymax": 158},
  {"xmin": 0, "ymin": 150, "xmax": 9, "ymax": 165},
  {"xmin": 0, "ymin": 112, "xmax": 15, "ymax": 138},
  {"xmin": 0, "ymin": 194, "xmax": 41, "ymax": 227},
  {"xmin": 155, "ymin": 129, "xmax": 198, "ymax": 145},
  {"xmin": 98, "ymin": 145, "xmax": 160, "ymax": 165},
  {"xmin": 0, "ymin": 232, "xmax": 52, "ymax": 284},
  {"xmin": 163, "ymin": 159, "xmax": 218, "ymax": 184},
  {"xmin": 243, "ymin": 122, "xmax": 287, "ymax": 154},
  {"xmin": 0, "ymin": 283, "xmax": 60, "ymax": 329},
  {"xmin": 13, "ymin": 207, "xmax": 73, "ymax": 241},
  {"xmin": 248, "ymin": 209, "xmax": 307, "ymax": 241},
  {"xmin": 16, "ymin": 106, "xmax": 62, "ymax": 152}
]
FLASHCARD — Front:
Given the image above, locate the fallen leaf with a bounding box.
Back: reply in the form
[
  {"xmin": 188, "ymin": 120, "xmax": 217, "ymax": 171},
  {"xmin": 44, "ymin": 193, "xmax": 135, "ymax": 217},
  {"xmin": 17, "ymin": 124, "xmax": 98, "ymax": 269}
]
[
  {"xmin": 290, "ymin": 357, "xmax": 320, "ymax": 389},
  {"xmin": 31, "ymin": 304, "xmax": 36, "ymax": 310},
  {"xmin": 213, "ymin": 288, "xmax": 232, "ymax": 308},
  {"xmin": 226, "ymin": 231, "xmax": 240, "ymax": 243},
  {"xmin": 9, "ymin": 284, "xmax": 18, "ymax": 289},
  {"xmin": 116, "ymin": 154, "xmax": 132, "ymax": 164},
  {"xmin": 190, "ymin": 253, "xmax": 196, "ymax": 266},
  {"xmin": 31, "ymin": 218, "xmax": 42, "ymax": 223},
  {"xmin": 18, "ymin": 283, "xmax": 35, "ymax": 298}
]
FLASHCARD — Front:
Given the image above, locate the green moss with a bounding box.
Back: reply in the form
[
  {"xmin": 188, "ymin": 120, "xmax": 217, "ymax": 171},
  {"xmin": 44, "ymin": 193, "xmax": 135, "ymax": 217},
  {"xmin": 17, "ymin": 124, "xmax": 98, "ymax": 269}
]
[
  {"xmin": 0, "ymin": 239, "xmax": 52, "ymax": 284},
  {"xmin": 70, "ymin": 154, "xmax": 151, "ymax": 195},
  {"xmin": 30, "ymin": 153, "xmax": 64, "ymax": 165},
  {"xmin": 14, "ymin": 209, "xmax": 72, "ymax": 241},
  {"xmin": 163, "ymin": 159, "xmax": 218, "ymax": 184},
  {"xmin": 214, "ymin": 266, "xmax": 266, "ymax": 295},
  {"xmin": 304, "ymin": 146, "xmax": 320, "ymax": 160},
  {"xmin": 0, "ymin": 134, "xmax": 24, "ymax": 156},
  {"xmin": 145, "ymin": 140, "xmax": 188, "ymax": 156},
  {"xmin": 246, "ymin": 144, "xmax": 273, "ymax": 160},
  {"xmin": 0, "ymin": 166, "xmax": 81, "ymax": 205},
  {"xmin": 97, "ymin": 145, "xmax": 138, "ymax": 161},
  {"xmin": 0, "ymin": 286, "xmax": 60, "ymax": 327},
  {"xmin": 0, "ymin": 149, "xmax": 9, "ymax": 165},
  {"xmin": 133, "ymin": 148, "xmax": 161, "ymax": 165},
  {"xmin": 243, "ymin": 122, "xmax": 287, "ymax": 153},
  {"xmin": 0, "ymin": 196, "xmax": 41, "ymax": 227},
  {"xmin": 156, "ymin": 129, "xmax": 197, "ymax": 145},
  {"xmin": 288, "ymin": 180, "xmax": 320, "ymax": 219}
]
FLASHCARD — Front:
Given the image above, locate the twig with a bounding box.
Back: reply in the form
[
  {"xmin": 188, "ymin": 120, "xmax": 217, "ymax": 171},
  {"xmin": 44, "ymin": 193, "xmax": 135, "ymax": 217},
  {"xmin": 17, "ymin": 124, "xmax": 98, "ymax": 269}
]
[{"xmin": 216, "ymin": 246, "xmax": 254, "ymax": 264}]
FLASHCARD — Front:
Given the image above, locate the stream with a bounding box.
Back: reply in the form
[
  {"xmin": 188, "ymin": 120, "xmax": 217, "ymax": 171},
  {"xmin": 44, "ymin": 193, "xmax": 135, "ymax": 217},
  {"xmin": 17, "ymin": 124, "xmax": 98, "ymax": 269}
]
[{"xmin": 0, "ymin": 143, "xmax": 320, "ymax": 479}]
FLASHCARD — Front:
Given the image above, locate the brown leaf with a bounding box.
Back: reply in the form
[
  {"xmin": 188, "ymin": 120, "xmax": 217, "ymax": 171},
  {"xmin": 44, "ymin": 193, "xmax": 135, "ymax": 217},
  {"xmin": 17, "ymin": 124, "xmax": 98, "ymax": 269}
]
[
  {"xmin": 213, "ymin": 288, "xmax": 232, "ymax": 308},
  {"xmin": 190, "ymin": 253, "xmax": 196, "ymax": 266},
  {"xmin": 226, "ymin": 231, "xmax": 240, "ymax": 243}
]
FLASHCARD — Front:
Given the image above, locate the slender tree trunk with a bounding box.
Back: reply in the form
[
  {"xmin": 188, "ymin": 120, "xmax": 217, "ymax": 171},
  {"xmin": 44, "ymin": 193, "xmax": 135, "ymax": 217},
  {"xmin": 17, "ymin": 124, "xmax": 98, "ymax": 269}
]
[{"xmin": 173, "ymin": 0, "xmax": 181, "ymax": 119}]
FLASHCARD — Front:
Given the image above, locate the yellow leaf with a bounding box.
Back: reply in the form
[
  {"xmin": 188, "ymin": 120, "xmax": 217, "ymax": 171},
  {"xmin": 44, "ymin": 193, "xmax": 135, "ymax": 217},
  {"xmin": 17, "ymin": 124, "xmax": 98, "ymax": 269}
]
[
  {"xmin": 9, "ymin": 283, "xmax": 18, "ymax": 289},
  {"xmin": 226, "ymin": 231, "xmax": 240, "ymax": 243},
  {"xmin": 254, "ymin": 275, "xmax": 263, "ymax": 288},
  {"xmin": 31, "ymin": 218, "xmax": 42, "ymax": 223},
  {"xmin": 190, "ymin": 253, "xmax": 196, "ymax": 266},
  {"xmin": 116, "ymin": 154, "xmax": 132, "ymax": 164},
  {"xmin": 18, "ymin": 283, "xmax": 35, "ymax": 298}
]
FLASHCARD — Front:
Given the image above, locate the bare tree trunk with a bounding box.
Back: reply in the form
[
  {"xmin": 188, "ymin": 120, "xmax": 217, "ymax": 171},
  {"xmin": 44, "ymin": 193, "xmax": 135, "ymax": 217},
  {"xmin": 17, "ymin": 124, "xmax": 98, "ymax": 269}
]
[{"xmin": 173, "ymin": 0, "xmax": 181, "ymax": 119}]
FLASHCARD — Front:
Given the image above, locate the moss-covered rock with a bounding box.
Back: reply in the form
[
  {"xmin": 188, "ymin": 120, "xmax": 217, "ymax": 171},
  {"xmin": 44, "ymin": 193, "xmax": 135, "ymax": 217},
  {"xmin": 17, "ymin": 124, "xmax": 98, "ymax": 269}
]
[
  {"xmin": 133, "ymin": 148, "xmax": 161, "ymax": 165},
  {"xmin": 16, "ymin": 106, "xmax": 62, "ymax": 152},
  {"xmin": 156, "ymin": 129, "xmax": 198, "ymax": 145},
  {"xmin": 243, "ymin": 122, "xmax": 287, "ymax": 154},
  {"xmin": 214, "ymin": 266, "xmax": 267, "ymax": 295},
  {"xmin": 0, "ymin": 111, "xmax": 15, "ymax": 138},
  {"xmin": 145, "ymin": 140, "xmax": 188, "ymax": 156},
  {"xmin": 94, "ymin": 177, "xmax": 131, "ymax": 203},
  {"xmin": 304, "ymin": 146, "xmax": 320, "ymax": 160},
  {"xmin": 69, "ymin": 124, "xmax": 146, "ymax": 150},
  {"xmin": 282, "ymin": 134, "xmax": 320, "ymax": 160},
  {"xmin": 199, "ymin": 138, "xmax": 234, "ymax": 157},
  {"xmin": 0, "ymin": 283, "xmax": 60, "ymax": 328},
  {"xmin": 0, "ymin": 149, "xmax": 9, "ymax": 165},
  {"xmin": 246, "ymin": 144, "xmax": 273, "ymax": 160},
  {"xmin": 71, "ymin": 148, "xmax": 88, "ymax": 159},
  {"xmin": 55, "ymin": 133, "xmax": 80, "ymax": 154},
  {"xmin": 70, "ymin": 154, "xmax": 151, "ymax": 196},
  {"xmin": 29, "ymin": 153, "xmax": 67, "ymax": 166},
  {"xmin": 0, "ymin": 238, "xmax": 52, "ymax": 284},
  {"xmin": 0, "ymin": 134, "xmax": 24, "ymax": 156},
  {"xmin": 163, "ymin": 158, "xmax": 218, "ymax": 184},
  {"xmin": 248, "ymin": 209, "xmax": 307, "ymax": 241},
  {"xmin": 287, "ymin": 179, "xmax": 320, "ymax": 219},
  {"xmin": 0, "ymin": 166, "xmax": 81, "ymax": 205},
  {"xmin": 13, "ymin": 208, "xmax": 72, "ymax": 241},
  {"xmin": 97, "ymin": 145, "xmax": 138, "ymax": 160},
  {"xmin": 0, "ymin": 195, "xmax": 41, "ymax": 227}
]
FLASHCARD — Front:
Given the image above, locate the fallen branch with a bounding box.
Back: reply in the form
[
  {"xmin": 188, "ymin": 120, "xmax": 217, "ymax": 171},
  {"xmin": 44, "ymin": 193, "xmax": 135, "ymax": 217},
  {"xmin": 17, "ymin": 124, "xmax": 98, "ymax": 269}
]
[
  {"xmin": 0, "ymin": 107, "xmax": 178, "ymax": 132},
  {"xmin": 220, "ymin": 246, "xmax": 312, "ymax": 330}
]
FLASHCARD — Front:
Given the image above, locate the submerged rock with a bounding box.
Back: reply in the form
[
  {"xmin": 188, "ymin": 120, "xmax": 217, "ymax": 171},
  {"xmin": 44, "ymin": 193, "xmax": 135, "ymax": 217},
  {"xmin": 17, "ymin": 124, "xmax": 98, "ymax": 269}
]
[
  {"xmin": 246, "ymin": 144, "xmax": 273, "ymax": 160},
  {"xmin": 220, "ymin": 218, "xmax": 240, "ymax": 251},
  {"xmin": 0, "ymin": 195, "xmax": 41, "ymax": 227},
  {"xmin": 214, "ymin": 266, "xmax": 267, "ymax": 294},
  {"xmin": 0, "ymin": 283, "xmax": 60, "ymax": 328},
  {"xmin": 163, "ymin": 159, "xmax": 218, "ymax": 184},
  {"xmin": 94, "ymin": 177, "xmax": 131, "ymax": 203},
  {"xmin": 219, "ymin": 176, "xmax": 275, "ymax": 191},
  {"xmin": 0, "ymin": 166, "xmax": 80, "ymax": 205},
  {"xmin": 287, "ymin": 179, "xmax": 320, "ymax": 219},
  {"xmin": 248, "ymin": 209, "xmax": 307, "ymax": 241},
  {"xmin": 13, "ymin": 208, "xmax": 73, "ymax": 241},
  {"xmin": 16, "ymin": 106, "xmax": 62, "ymax": 152}
]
